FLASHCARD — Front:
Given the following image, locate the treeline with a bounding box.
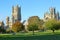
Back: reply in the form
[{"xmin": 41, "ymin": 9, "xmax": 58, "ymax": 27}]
[{"xmin": 0, "ymin": 16, "xmax": 60, "ymax": 33}]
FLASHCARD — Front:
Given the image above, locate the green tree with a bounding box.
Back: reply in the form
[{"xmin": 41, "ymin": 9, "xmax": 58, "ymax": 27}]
[
  {"xmin": 28, "ymin": 16, "xmax": 42, "ymax": 35},
  {"xmin": 28, "ymin": 23, "xmax": 38, "ymax": 35},
  {"xmin": 54, "ymin": 21, "xmax": 60, "ymax": 30},
  {"xmin": 28, "ymin": 16, "xmax": 44, "ymax": 31},
  {"xmin": 12, "ymin": 21, "xmax": 24, "ymax": 33},
  {"xmin": 44, "ymin": 19, "xmax": 60, "ymax": 33},
  {"xmin": 38, "ymin": 20, "xmax": 44, "ymax": 30},
  {"xmin": 28, "ymin": 16, "xmax": 40, "ymax": 31},
  {"xmin": 28, "ymin": 24, "xmax": 38, "ymax": 31}
]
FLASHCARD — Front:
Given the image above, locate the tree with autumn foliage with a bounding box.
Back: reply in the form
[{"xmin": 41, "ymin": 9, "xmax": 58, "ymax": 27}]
[{"xmin": 12, "ymin": 21, "xmax": 24, "ymax": 32}]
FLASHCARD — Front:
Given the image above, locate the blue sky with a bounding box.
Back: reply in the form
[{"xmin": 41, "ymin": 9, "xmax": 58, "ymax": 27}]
[{"xmin": 0, "ymin": 0, "xmax": 60, "ymax": 23}]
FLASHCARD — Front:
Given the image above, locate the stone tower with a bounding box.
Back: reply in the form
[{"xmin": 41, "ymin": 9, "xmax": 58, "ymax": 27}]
[
  {"xmin": 49, "ymin": 7, "xmax": 56, "ymax": 19},
  {"xmin": 12, "ymin": 5, "xmax": 21, "ymax": 23},
  {"xmin": 56, "ymin": 12, "xmax": 59, "ymax": 20},
  {"xmin": 44, "ymin": 7, "xmax": 60, "ymax": 21},
  {"xmin": 6, "ymin": 16, "xmax": 9, "ymax": 27}
]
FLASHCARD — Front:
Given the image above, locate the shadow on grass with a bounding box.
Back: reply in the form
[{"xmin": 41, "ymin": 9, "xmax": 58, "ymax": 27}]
[{"xmin": 0, "ymin": 34, "xmax": 60, "ymax": 40}]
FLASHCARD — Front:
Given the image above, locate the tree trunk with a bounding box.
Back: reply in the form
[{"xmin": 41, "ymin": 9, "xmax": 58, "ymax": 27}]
[
  {"xmin": 32, "ymin": 27, "xmax": 34, "ymax": 35},
  {"xmin": 52, "ymin": 29, "xmax": 54, "ymax": 33},
  {"xmin": 32, "ymin": 26, "xmax": 35, "ymax": 35}
]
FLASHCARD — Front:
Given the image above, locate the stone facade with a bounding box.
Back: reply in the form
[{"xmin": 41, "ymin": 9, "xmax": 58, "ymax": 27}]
[
  {"xmin": 6, "ymin": 16, "xmax": 9, "ymax": 27},
  {"xmin": 6, "ymin": 5, "xmax": 21, "ymax": 28},
  {"xmin": 44, "ymin": 7, "xmax": 59, "ymax": 21},
  {"xmin": 12, "ymin": 5, "xmax": 21, "ymax": 23}
]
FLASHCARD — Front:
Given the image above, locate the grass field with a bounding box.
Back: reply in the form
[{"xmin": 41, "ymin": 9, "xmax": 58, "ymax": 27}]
[{"xmin": 0, "ymin": 30, "xmax": 60, "ymax": 40}]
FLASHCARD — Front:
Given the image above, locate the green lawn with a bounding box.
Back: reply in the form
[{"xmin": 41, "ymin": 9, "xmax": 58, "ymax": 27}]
[{"xmin": 0, "ymin": 30, "xmax": 60, "ymax": 40}]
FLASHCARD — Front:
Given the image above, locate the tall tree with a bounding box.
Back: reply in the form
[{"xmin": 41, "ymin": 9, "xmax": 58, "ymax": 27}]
[
  {"xmin": 44, "ymin": 19, "xmax": 60, "ymax": 33},
  {"xmin": 28, "ymin": 16, "xmax": 40, "ymax": 31},
  {"xmin": 12, "ymin": 21, "xmax": 24, "ymax": 32}
]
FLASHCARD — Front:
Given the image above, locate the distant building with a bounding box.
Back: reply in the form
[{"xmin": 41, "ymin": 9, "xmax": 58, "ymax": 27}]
[
  {"xmin": 6, "ymin": 16, "xmax": 9, "ymax": 27},
  {"xmin": 6, "ymin": 5, "xmax": 21, "ymax": 29},
  {"xmin": 23, "ymin": 20, "xmax": 28, "ymax": 31},
  {"xmin": 12, "ymin": 5, "xmax": 21, "ymax": 23},
  {"xmin": 0, "ymin": 21, "xmax": 4, "ymax": 29},
  {"xmin": 44, "ymin": 7, "xmax": 59, "ymax": 21}
]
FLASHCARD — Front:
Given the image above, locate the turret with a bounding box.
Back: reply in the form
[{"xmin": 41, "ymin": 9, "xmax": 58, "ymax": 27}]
[
  {"xmin": 6, "ymin": 16, "xmax": 9, "ymax": 27},
  {"xmin": 49, "ymin": 7, "xmax": 56, "ymax": 19},
  {"xmin": 12, "ymin": 5, "xmax": 21, "ymax": 24}
]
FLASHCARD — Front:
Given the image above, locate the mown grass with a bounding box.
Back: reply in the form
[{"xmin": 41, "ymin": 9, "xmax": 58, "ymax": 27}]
[{"xmin": 0, "ymin": 30, "xmax": 60, "ymax": 40}]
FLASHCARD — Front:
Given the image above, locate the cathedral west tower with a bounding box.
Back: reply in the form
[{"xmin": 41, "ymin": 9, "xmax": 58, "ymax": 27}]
[{"xmin": 12, "ymin": 5, "xmax": 21, "ymax": 23}]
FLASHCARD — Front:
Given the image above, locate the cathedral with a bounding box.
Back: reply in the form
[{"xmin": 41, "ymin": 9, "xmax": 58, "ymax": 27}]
[
  {"xmin": 6, "ymin": 5, "xmax": 21, "ymax": 28},
  {"xmin": 44, "ymin": 7, "xmax": 59, "ymax": 21},
  {"xmin": 12, "ymin": 5, "xmax": 21, "ymax": 23}
]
